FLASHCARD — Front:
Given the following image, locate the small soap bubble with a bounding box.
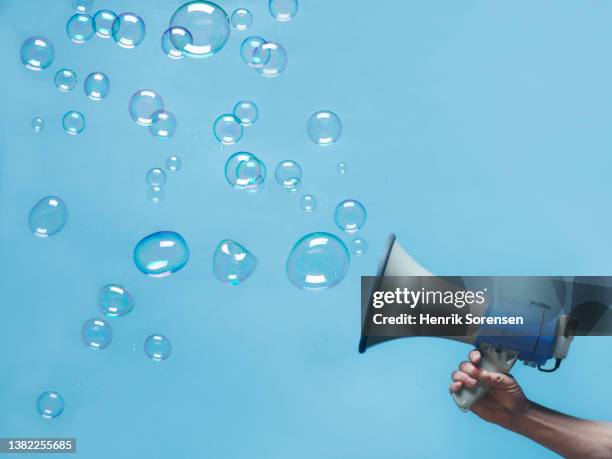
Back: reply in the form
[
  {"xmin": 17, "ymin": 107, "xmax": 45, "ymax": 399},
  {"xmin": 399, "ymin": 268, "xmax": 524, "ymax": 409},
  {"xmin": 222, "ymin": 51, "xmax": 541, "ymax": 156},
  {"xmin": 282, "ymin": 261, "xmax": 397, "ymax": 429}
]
[
  {"xmin": 21, "ymin": 37, "xmax": 55, "ymax": 71},
  {"xmin": 166, "ymin": 155, "xmax": 182, "ymax": 172},
  {"xmin": 350, "ymin": 237, "xmax": 368, "ymax": 256},
  {"xmin": 55, "ymin": 68, "xmax": 77, "ymax": 92},
  {"xmin": 93, "ymin": 9, "xmax": 116, "ymax": 38},
  {"xmin": 37, "ymin": 391, "xmax": 64, "ymax": 419},
  {"xmin": 213, "ymin": 114, "xmax": 243, "ymax": 145},
  {"xmin": 337, "ymin": 162, "xmax": 348, "ymax": 174},
  {"xmin": 31, "ymin": 117, "xmax": 45, "ymax": 133},
  {"xmin": 144, "ymin": 334, "xmax": 172, "ymax": 361},
  {"xmin": 231, "ymin": 8, "xmax": 253, "ymax": 31},
  {"xmin": 129, "ymin": 89, "xmax": 164, "ymax": 126},
  {"xmin": 146, "ymin": 168, "xmax": 167, "ymax": 186},
  {"xmin": 73, "ymin": 0, "xmax": 93, "ymax": 13},
  {"xmin": 213, "ymin": 239, "xmax": 257, "ymax": 285},
  {"xmin": 147, "ymin": 186, "xmax": 165, "ymax": 204},
  {"xmin": 275, "ymin": 160, "xmax": 302, "ymax": 190},
  {"xmin": 149, "ymin": 110, "xmax": 177, "ymax": 139},
  {"xmin": 225, "ymin": 152, "xmax": 266, "ymax": 192},
  {"xmin": 269, "ymin": 0, "xmax": 298, "ymax": 22},
  {"xmin": 98, "ymin": 284, "xmax": 134, "ymax": 317},
  {"xmin": 253, "ymin": 41, "xmax": 287, "ymax": 77},
  {"xmin": 300, "ymin": 194, "xmax": 316, "ymax": 212},
  {"xmin": 133, "ymin": 231, "xmax": 190, "ymax": 277},
  {"xmin": 66, "ymin": 13, "xmax": 95, "ymax": 43},
  {"xmin": 29, "ymin": 196, "xmax": 68, "ymax": 237},
  {"xmin": 81, "ymin": 318, "xmax": 113, "ymax": 350},
  {"xmin": 84, "ymin": 71, "xmax": 110, "ymax": 100},
  {"xmin": 169, "ymin": 1, "xmax": 230, "ymax": 58},
  {"xmin": 112, "ymin": 12, "xmax": 146, "ymax": 49},
  {"xmin": 286, "ymin": 232, "xmax": 350, "ymax": 289},
  {"xmin": 161, "ymin": 27, "xmax": 193, "ymax": 59},
  {"xmin": 307, "ymin": 110, "xmax": 342, "ymax": 145},
  {"xmin": 62, "ymin": 111, "xmax": 86, "ymax": 135},
  {"xmin": 240, "ymin": 36, "xmax": 268, "ymax": 67},
  {"xmin": 233, "ymin": 100, "xmax": 258, "ymax": 126},
  {"xmin": 335, "ymin": 199, "xmax": 366, "ymax": 233}
]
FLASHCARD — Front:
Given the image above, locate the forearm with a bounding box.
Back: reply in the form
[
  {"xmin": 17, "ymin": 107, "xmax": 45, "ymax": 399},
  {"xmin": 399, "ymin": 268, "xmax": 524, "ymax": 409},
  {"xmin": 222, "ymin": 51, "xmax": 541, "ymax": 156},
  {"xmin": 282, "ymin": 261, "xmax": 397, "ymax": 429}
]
[{"xmin": 506, "ymin": 401, "xmax": 612, "ymax": 459}]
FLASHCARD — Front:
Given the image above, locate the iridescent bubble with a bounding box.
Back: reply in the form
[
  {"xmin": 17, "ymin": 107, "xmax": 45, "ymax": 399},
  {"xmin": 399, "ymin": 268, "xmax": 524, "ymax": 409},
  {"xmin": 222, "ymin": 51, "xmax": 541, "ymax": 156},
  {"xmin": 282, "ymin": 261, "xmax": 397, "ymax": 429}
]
[
  {"xmin": 146, "ymin": 168, "xmax": 167, "ymax": 186},
  {"xmin": 62, "ymin": 111, "xmax": 86, "ymax": 135},
  {"xmin": 269, "ymin": 0, "xmax": 298, "ymax": 22},
  {"xmin": 161, "ymin": 26, "xmax": 193, "ymax": 59},
  {"xmin": 133, "ymin": 231, "xmax": 190, "ymax": 278},
  {"xmin": 213, "ymin": 114, "xmax": 243, "ymax": 145},
  {"xmin": 21, "ymin": 37, "xmax": 55, "ymax": 71},
  {"xmin": 66, "ymin": 13, "xmax": 95, "ymax": 43},
  {"xmin": 337, "ymin": 162, "xmax": 348, "ymax": 174},
  {"xmin": 225, "ymin": 152, "xmax": 266, "ymax": 192},
  {"xmin": 335, "ymin": 199, "xmax": 366, "ymax": 233},
  {"xmin": 84, "ymin": 71, "xmax": 110, "ymax": 100},
  {"xmin": 144, "ymin": 334, "xmax": 172, "ymax": 361},
  {"xmin": 37, "ymin": 391, "xmax": 64, "ymax": 419},
  {"xmin": 98, "ymin": 284, "xmax": 134, "ymax": 317},
  {"xmin": 29, "ymin": 196, "xmax": 68, "ymax": 237},
  {"xmin": 81, "ymin": 318, "xmax": 113, "ymax": 350},
  {"xmin": 147, "ymin": 186, "xmax": 165, "ymax": 204},
  {"xmin": 111, "ymin": 12, "xmax": 146, "ymax": 49},
  {"xmin": 233, "ymin": 100, "xmax": 258, "ymax": 126},
  {"xmin": 55, "ymin": 68, "xmax": 77, "ymax": 92},
  {"xmin": 307, "ymin": 110, "xmax": 342, "ymax": 145},
  {"xmin": 149, "ymin": 110, "xmax": 177, "ymax": 139},
  {"xmin": 300, "ymin": 194, "xmax": 316, "ymax": 212},
  {"xmin": 129, "ymin": 89, "xmax": 164, "ymax": 126},
  {"xmin": 350, "ymin": 237, "xmax": 368, "ymax": 256},
  {"xmin": 213, "ymin": 239, "xmax": 257, "ymax": 285},
  {"xmin": 240, "ymin": 36, "xmax": 268, "ymax": 67},
  {"xmin": 275, "ymin": 160, "xmax": 302, "ymax": 190},
  {"xmin": 31, "ymin": 117, "xmax": 45, "ymax": 133},
  {"xmin": 166, "ymin": 155, "xmax": 182, "ymax": 172},
  {"xmin": 231, "ymin": 8, "xmax": 252, "ymax": 31},
  {"xmin": 253, "ymin": 41, "xmax": 287, "ymax": 77},
  {"xmin": 286, "ymin": 232, "xmax": 350, "ymax": 289},
  {"xmin": 93, "ymin": 9, "xmax": 116, "ymax": 38},
  {"xmin": 73, "ymin": 0, "xmax": 93, "ymax": 13},
  {"xmin": 169, "ymin": 1, "xmax": 230, "ymax": 58}
]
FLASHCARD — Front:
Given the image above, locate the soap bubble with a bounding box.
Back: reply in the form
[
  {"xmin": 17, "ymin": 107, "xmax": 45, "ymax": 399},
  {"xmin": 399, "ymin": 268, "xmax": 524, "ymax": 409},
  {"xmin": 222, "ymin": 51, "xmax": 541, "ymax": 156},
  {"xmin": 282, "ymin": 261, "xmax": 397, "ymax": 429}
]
[
  {"xmin": 129, "ymin": 89, "xmax": 164, "ymax": 126},
  {"xmin": 166, "ymin": 155, "xmax": 182, "ymax": 172},
  {"xmin": 350, "ymin": 237, "xmax": 367, "ymax": 256},
  {"xmin": 21, "ymin": 37, "xmax": 54, "ymax": 71},
  {"xmin": 31, "ymin": 117, "xmax": 45, "ymax": 133},
  {"xmin": 337, "ymin": 162, "xmax": 348, "ymax": 174},
  {"xmin": 233, "ymin": 100, "xmax": 259, "ymax": 126},
  {"xmin": 73, "ymin": 0, "xmax": 93, "ymax": 13},
  {"xmin": 335, "ymin": 199, "xmax": 366, "ymax": 233},
  {"xmin": 55, "ymin": 68, "xmax": 77, "ymax": 92},
  {"xmin": 275, "ymin": 160, "xmax": 302, "ymax": 190},
  {"xmin": 84, "ymin": 71, "xmax": 110, "ymax": 100},
  {"xmin": 307, "ymin": 110, "xmax": 342, "ymax": 145},
  {"xmin": 169, "ymin": 1, "xmax": 230, "ymax": 58},
  {"xmin": 62, "ymin": 111, "xmax": 86, "ymax": 135},
  {"xmin": 286, "ymin": 232, "xmax": 350, "ymax": 289},
  {"xmin": 81, "ymin": 318, "xmax": 113, "ymax": 350},
  {"xmin": 225, "ymin": 152, "xmax": 266, "ymax": 192},
  {"xmin": 144, "ymin": 334, "xmax": 172, "ymax": 361},
  {"xmin": 269, "ymin": 0, "xmax": 298, "ymax": 22},
  {"xmin": 66, "ymin": 13, "xmax": 95, "ymax": 43},
  {"xmin": 253, "ymin": 41, "xmax": 287, "ymax": 77},
  {"xmin": 231, "ymin": 8, "xmax": 252, "ymax": 31},
  {"xmin": 161, "ymin": 26, "xmax": 193, "ymax": 59},
  {"xmin": 240, "ymin": 36, "xmax": 268, "ymax": 67},
  {"xmin": 28, "ymin": 196, "xmax": 68, "ymax": 238},
  {"xmin": 133, "ymin": 231, "xmax": 190, "ymax": 277},
  {"xmin": 112, "ymin": 12, "xmax": 146, "ymax": 48},
  {"xmin": 149, "ymin": 110, "xmax": 177, "ymax": 139},
  {"xmin": 98, "ymin": 284, "xmax": 134, "ymax": 317},
  {"xmin": 37, "ymin": 391, "xmax": 64, "ymax": 419},
  {"xmin": 93, "ymin": 9, "xmax": 116, "ymax": 38},
  {"xmin": 146, "ymin": 168, "xmax": 167, "ymax": 186},
  {"xmin": 300, "ymin": 194, "xmax": 316, "ymax": 212},
  {"xmin": 147, "ymin": 186, "xmax": 166, "ymax": 204},
  {"xmin": 213, "ymin": 239, "xmax": 257, "ymax": 285},
  {"xmin": 213, "ymin": 114, "xmax": 243, "ymax": 145}
]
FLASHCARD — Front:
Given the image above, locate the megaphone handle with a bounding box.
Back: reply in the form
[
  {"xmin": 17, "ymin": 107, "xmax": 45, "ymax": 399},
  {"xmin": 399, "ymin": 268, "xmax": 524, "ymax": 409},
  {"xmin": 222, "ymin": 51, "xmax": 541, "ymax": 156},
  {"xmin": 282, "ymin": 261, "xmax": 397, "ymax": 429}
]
[{"xmin": 452, "ymin": 343, "xmax": 519, "ymax": 412}]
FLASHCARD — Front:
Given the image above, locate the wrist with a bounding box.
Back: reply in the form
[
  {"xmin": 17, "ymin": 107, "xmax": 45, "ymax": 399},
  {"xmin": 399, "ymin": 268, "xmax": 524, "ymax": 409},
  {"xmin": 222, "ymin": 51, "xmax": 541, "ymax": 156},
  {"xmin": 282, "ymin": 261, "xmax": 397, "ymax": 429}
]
[{"xmin": 501, "ymin": 399, "xmax": 533, "ymax": 432}]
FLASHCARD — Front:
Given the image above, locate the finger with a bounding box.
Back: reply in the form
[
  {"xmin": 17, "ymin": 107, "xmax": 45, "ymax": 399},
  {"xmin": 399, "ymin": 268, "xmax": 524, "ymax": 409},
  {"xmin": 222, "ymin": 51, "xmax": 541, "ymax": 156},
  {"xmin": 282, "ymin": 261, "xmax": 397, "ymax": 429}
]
[
  {"xmin": 477, "ymin": 369, "xmax": 516, "ymax": 388},
  {"xmin": 459, "ymin": 361, "xmax": 479, "ymax": 377},
  {"xmin": 451, "ymin": 370, "xmax": 477, "ymax": 387},
  {"xmin": 449, "ymin": 381, "xmax": 463, "ymax": 393},
  {"xmin": 468, "ymin": 349, "xmax": 481, "ymax": 364}
]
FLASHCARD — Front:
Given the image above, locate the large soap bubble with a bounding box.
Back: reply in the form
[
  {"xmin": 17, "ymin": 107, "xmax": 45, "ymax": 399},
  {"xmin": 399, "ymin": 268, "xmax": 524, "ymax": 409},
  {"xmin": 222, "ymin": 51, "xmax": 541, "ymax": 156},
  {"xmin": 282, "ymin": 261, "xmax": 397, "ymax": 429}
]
[{"xmin": 21, "ymin": 37, "xmax": 55, "ymax": 71}]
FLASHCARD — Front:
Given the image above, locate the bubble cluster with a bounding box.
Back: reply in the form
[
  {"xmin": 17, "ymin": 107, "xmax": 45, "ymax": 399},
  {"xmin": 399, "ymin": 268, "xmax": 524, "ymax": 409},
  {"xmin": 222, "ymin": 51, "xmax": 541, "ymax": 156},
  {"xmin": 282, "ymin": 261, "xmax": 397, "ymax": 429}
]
[
  {"xmin": 275, "ymin": 160, "xmax": 302, "ymax": 190},
  {"xmin": 63, "ymin": 111, "xmax": 86, "ymax": 135},
  {"xmin": 213, "ymin": 239, "xmax": 257, "ymax": 285},
  {"xmin": 129, "ymin": 90, "xmax": 164, "ymax": 126},
  {"xmin": 98, "ymin": 284, "xmax": 134, "ymax": 317},
  {"xmin": 31, "ymin": 117, "xmax": 45, "ymax": 133},
  {"xmin": 28, "ymin": 196, "xmax": 68, "ymax": 237},
  {"xmin": 133, "ymin": 231, "xmax": 190, "ymax": 277},
  {"xmin": 231, "ymin": 9, "xmax": 253, "ymax": 31},
  {"xmin": 269, "ymin": 0, "xmax": 299, "ymax": 22},
  {"xmin": 334, "ymin": 199, "xmax": 366, "ymax": 233},
  {"xmin": 253, "ymin": 42, "xmax": 287, "ymax": 77},
  {"xmin": 233, "ymin": 100, "xmax": 259, "ymax": 126},
  {"xmin": 213, "ymin": 114, "xmax": 243, "ymax": 145},
  {"xmin": 149, "ymin": 110, "xmax": 177, "ymax": 139},
  {"xmin": 93, "ymin": 9, "xmax": 117, "ymax": 38},
  {"xmin": 307, "ymin": 110, "xmax": 342, "ymax": 145},
  {"xmin": 84, "ymin": 71, "xmax": 110, "ymax": 100},
  {"xmin": 144, "ymin": 334, "xmax": 172, "ymax": 361},
  {"xmin": 81, "ymin": 318, "xmax": 113, "ymax": 350},
  {"xmin": 300, "ymin": 194, "xmax": 317, "ymax": 212},
  {"xmin": 66, "ymin": 13, "xmax": 95, "ymax": 43},
  {"xmin": 166, "ymin": 155, "xmax": 182, "ymax": 172},
  {"xmin": 146, "ymin": 168, "xmax": 167, "ymax": 186},
  {"xmin": 225, "ymin": 152, "xmax": 266, "ymax": 192},
  {"xmin": 161, "ymin": 27, "xmax": 193, "ymax": 59},
  {"xmin": 21, "ymin": 37, "xmax": 55, "ymax": 71},
  {"xmin": 112, "ymin": 13, "xmax": 146, "ymax": 48},
  {"xmin": 55, "ymin": 69, "xmax": 78, "ymax": 92},
  {"xmin": 350, "ymin": 237, "xmax": 368, "ymax": 256},
  {"xmin": 37, "ymin": 391, "xmax": 64, "ymax": 419}
]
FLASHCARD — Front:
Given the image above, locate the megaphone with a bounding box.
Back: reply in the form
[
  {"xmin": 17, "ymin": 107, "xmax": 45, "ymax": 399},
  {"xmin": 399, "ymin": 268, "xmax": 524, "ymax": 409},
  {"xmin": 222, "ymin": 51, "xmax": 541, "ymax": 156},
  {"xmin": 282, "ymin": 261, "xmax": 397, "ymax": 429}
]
[{"xmin": 359, "ymin": 234, "xmax": 576, "ymax": 412}]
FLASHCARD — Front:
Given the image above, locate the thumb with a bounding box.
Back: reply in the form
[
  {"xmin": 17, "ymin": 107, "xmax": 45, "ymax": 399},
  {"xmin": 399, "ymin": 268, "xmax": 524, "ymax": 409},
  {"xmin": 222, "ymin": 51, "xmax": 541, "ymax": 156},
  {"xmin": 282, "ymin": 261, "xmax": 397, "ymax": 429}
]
[{"xmin": 477, "ymin": 369, "xmax": 517, "ymax": 389}]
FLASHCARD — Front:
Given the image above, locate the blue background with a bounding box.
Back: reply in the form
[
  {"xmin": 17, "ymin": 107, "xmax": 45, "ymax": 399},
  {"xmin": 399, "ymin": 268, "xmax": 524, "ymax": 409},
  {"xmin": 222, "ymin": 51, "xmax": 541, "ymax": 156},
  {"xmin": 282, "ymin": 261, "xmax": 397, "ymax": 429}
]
[{"xmin": 1, "ymin": 0, "xmax": 610, "ymax": 458}]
